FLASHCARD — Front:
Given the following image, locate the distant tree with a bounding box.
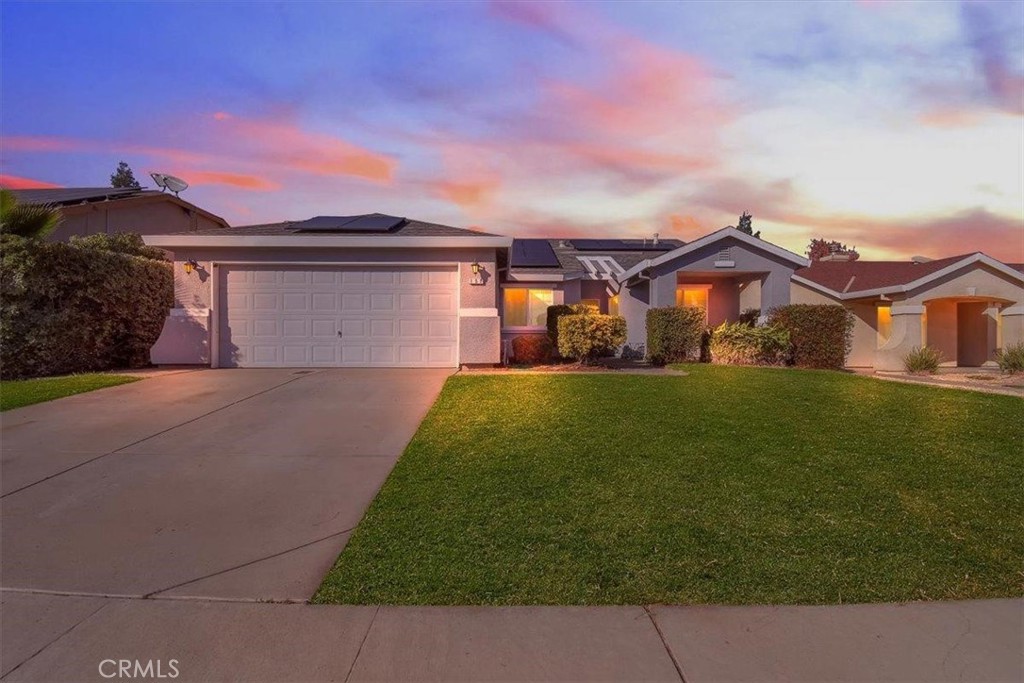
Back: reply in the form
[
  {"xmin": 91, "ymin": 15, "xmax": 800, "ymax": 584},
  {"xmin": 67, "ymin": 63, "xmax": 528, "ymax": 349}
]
[
  {"xmin": 807, "ymin": 238, "xmax": 860, "ymax": 261},
  {"xmin": 110, "ymin": 161, "xmax": 141, "ymax": 189},
  {"xmin": 735, "ymin": 211, "xmax": 760, "ymax": 238},
  {"xmin": 0, "ymin": 189, "xmax": 63, "ymax": 239}
]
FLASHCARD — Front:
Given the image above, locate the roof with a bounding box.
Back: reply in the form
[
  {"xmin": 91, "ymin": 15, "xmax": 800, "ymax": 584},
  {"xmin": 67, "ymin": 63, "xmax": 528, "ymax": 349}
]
[
  {"xmin": 617, "ymin": 227, "xmax": 810, "ymax": 282},
  {"xmin": 793, "ymin": 252, "xmax": 1024, "ymax": 299},
  {"xmin": 189, "ymin": 214, "xmax": 500, "ymax": 238},
  {"xmin": 507, "ymin": 237, "xmax": 685, "ymax": 281},
  {"xmin": 8, "ymin": 187, "xmax": 143, "ymax": 206},
  {"xmin": 7, "ymin": 187, "xmax": 229, "ymax": 228}
]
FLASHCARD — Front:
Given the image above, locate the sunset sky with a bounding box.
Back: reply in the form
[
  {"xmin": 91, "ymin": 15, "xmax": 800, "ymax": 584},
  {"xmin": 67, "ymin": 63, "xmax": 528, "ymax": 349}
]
[{"xmin": 2, "ymin": 0, "xmax": 1022, "ymax": 261}]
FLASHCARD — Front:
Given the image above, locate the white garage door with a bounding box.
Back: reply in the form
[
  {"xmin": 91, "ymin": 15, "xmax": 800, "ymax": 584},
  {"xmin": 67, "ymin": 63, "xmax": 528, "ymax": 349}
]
[{"xmin": 218, "ymin": 265, "xmax": 458, "ymax": 368}]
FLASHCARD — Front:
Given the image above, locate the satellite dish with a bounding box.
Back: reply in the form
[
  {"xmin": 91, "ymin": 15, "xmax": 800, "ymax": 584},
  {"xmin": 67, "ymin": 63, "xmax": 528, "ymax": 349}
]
[{"xmin": 149, "ymin": 172, "xmax": 189, "ymax": 196}]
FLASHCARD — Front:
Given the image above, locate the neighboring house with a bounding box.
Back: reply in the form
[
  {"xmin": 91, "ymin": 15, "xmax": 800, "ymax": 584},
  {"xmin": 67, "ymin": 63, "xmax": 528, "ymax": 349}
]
[
  {"xmin": 144, "ymin": 216, "xmax": 1024, "ymax": 370},
  {"xmin": 7, "ymin": 187, "xmax": 229, "ymax": 240},
  {"xmin": 793, "ymin": 253, "xmax": 1024, "ymax": 370}
]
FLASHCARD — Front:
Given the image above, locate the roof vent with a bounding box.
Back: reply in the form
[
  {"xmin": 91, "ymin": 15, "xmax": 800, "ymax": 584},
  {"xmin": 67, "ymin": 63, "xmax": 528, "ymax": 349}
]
[
  {"xmin": 652, "ymin": 233, "xmax": 659, "ymax": 247},
  {"xmin": 911, "ymin": 255, "xmax": 932, "ymax": 264}
]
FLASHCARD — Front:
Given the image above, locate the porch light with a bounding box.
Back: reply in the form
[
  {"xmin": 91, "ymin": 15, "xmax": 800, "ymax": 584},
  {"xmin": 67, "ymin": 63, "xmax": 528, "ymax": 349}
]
[
  {"xmin": 183, "ymin": 259, "xmax": 199, "ymax": 275},
  {"xmin": 469, "ymin": 261, "xmax": 485, "ymax": 286},
  {"xmin": 471, "ymin": 261, "xmax": 481, "ymax": 275}
]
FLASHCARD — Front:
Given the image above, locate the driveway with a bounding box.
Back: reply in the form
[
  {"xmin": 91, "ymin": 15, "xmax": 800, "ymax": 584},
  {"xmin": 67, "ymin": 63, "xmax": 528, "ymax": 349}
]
[{"xmin": 0, "ymin": 368, "xmax": 451, "ymax": 602}]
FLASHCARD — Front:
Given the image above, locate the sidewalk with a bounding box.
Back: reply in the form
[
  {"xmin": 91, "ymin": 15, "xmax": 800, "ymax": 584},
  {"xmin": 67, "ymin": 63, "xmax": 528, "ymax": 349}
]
[{"xmin": 2, "ymin": 591, "xmax": 1019, "ymax": 682}]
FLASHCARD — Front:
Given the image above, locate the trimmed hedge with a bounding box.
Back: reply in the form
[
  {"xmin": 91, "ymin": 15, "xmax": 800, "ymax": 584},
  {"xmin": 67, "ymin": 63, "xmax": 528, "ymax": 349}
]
[
  {"xmin": 767, "ymin": 304, "xmax": 853, "ymax": 369},
  {"xmin": 546, "ymin": 303, "xmax": 592, "ymax": 354},
  {"xmin": 646, "ymin": 307, "xmax": 705, "ymax": 365},
  {"xmin": 557, "ymin": 314, "xmax": 626, "ymax": 362},
  {"xmin": 511, "ymin": 334, "xmax": 553, "ymax": 364},
  {"xmin": 1, "ymin": 233, "xmax": 173, "ymax": 379},
  {"xmin": 709, "ymin": 321, "xmax": 790, "ymax": 366}
]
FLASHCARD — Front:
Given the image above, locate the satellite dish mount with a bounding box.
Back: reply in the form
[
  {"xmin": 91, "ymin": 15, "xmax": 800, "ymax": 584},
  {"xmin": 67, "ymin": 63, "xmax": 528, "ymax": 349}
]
[{"xmin": 149, "ymin": 172, "xmax": 189, "ymax": 197}]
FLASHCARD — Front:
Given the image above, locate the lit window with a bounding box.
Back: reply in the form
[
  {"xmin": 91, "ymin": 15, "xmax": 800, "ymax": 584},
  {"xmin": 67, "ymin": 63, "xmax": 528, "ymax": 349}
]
[
  {"xmin": 676, "ymin": 285, "xmax": 710, "ymax": 322},
  {"xmin": 608, "ymin": 294, "xmax": 619, "ymax": 317},
  {"xmin": 580, "ymin": 299, "xmax": 600, "ymax": 313},
  {"xmin": 877, "ymin": 305, "xmax": 892, "ymax": 348},
  {"xmin": 503, "ymin": 288, "xmax": 554, "ymax": 328},
  {"xmin": 921, "ymin": 306, "xmax": 928, "ymax": 346}
]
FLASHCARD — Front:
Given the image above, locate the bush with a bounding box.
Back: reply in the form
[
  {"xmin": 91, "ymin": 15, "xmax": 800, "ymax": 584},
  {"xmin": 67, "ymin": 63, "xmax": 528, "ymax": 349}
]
[
  {"xmin": 738, "ymin": 308, "xmax": 761, "ymax": 326},
  {"xmin": 0, "ymin": 233, "xmax": 173, "ymax": 379},
  {"xmin": 995, "ymin": 341, "xmax": 1024, "ymax": 374},
  {"xmin": 709, "ymin": 322, "xmax": 790, "ymax": 366},
  {"xmin": 903, "ymin": 346, "xmax": 943, "ymax": 374},
  {"xmin": 767, "ymin": 304, "xmax": 853, "ymax": 369},
  {"xmin": 70, "ymin": 232, "xmax": 168, "ymax": 260},
  {"xmin": 511, "ymin": 334, "xmax": 553, "ymax": 365},
  {"xmin": 557, "ymin": 314, "xmax": 626, "ymax": 362},
  {"xmin": 546, "ymin": 303, "xmax": 592, "ymax": 354},
  {"xmin": 645, "ymin": 307, "xmax": 705, "ymax": 365}
]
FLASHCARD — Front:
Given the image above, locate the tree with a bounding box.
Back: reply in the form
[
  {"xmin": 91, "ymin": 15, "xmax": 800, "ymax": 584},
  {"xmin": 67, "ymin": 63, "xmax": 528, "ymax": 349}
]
[
  {"xmin": 806, "ymin": 238, "xmax": 860, "ymax": 261},
  {"xmin": 0, "ymin": 189, "xmax": 63, "ymax": 239},
  {"xmin": 735, "ymin": 211, "xmax": 760, "ymax": 238},
  {"xmin": 110, "ymin": 161, "xmax": 141, "ymax": 189}
]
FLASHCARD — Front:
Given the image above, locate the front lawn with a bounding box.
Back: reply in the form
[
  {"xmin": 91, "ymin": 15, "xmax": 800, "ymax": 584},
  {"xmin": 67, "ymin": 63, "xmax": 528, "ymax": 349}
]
[
  {"xmin": 314, "ymin": 366, "xmax": 1023, "ymax": 606},
  {"xmin": 0, "ymin": 373, "xmax": 140, "ymax": 411}
]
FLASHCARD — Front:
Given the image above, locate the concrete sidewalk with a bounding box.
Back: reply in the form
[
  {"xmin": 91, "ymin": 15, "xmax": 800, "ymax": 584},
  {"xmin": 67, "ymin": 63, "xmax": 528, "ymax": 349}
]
[{"xmin": 2, "ymin": 592, "xmax": 1019, "ymax": 682}]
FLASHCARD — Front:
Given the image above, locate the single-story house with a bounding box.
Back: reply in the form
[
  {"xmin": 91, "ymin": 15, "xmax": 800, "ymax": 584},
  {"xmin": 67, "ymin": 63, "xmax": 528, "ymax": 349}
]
[
  {"xmin": 7, "ymin": 187, "xmax": 229, "ymax": 241},
  {"xmin": 144, "ymin": 215, "xmax": 1024, "ymax": 370}
]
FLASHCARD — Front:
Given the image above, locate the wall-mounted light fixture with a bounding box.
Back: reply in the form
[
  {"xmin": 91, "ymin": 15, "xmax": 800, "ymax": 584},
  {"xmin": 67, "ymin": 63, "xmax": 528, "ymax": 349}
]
[
  {"xmin": 183, "ymin": 259, "xmax": 199, "ymax": 275},
  {"xmin": 469, "ymin": 261, "xmax": 485, "ymax": 285}
]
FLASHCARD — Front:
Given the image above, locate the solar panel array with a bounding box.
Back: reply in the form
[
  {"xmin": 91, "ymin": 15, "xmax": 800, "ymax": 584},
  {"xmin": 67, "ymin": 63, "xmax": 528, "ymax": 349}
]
[
  {"xmin": 293, "ymin": 214, "xmax": 406, "ymax": 232},
  {"xmin": 571, "ymin": 239, "xmax": 675, "ymax": 252},
  {"xmin": 510, "ymin": 239, "xmax": 561, "ymax": 268}
]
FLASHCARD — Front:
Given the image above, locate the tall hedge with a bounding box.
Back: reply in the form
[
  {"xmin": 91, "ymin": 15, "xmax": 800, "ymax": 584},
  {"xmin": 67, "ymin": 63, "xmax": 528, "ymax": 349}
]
[
  {"xmin": 547, "ymin": 303, "xmax": 592, "ymax": 356},
  {"xmin": 646, "ymin": 307, "xmax": 705, "ymax": 365},
  {"xmin": 0, "ymin": 234, "xmax": 173, "ymax": 379},
  {"xmin": 709, "ymin": 321, "xmax": 789, "ymax": 366},
  {"xmin": 557, "ymin": 313, "xmax": 626, "ymax": 362},
  {"xmin": 767, "ymin": 304, "xmax": 854, "ymax": 369}
]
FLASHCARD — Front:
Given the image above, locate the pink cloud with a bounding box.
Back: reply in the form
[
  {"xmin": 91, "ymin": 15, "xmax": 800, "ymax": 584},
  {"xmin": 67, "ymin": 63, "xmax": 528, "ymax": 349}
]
[
  {"xmin": 0, "ymin": 174, "xmax": 62, "ymax": 189},
  {"xmin": 177, "ymin": 169, "xmax": 281, "ymax": 191}
]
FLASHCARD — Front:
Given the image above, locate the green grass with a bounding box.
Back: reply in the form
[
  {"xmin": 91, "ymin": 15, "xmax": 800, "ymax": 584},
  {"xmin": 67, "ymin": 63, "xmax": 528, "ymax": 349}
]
[
  {"xmin": 1, "ymin": 373, "xmax": 140, "ymax": 411},
  {"xmin": 314, "ymin": 365, "xmax": 1023, "ymax": 606}
]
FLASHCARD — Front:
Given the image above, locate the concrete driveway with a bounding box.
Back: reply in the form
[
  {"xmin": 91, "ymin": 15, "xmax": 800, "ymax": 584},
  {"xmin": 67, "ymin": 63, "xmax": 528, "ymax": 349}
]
[{"xmin": 0, "ymin": 368, "xmax": 451, "ymax": 602}]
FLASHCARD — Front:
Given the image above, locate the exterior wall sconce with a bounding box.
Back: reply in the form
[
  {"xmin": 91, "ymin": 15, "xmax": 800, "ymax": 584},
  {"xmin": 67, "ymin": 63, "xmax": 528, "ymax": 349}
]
[
  {"xmin": 183, "ymin": 259, "xmax": 199, "ymax": 275},
  {"xmin": 469, "ymin": 261, "xmax": 485, "ymax": 285}
]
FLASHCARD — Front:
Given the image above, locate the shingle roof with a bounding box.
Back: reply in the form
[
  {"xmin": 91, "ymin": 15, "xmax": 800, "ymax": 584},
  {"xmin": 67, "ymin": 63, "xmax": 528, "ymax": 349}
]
[
  {"xmin": 183, "ymin": 214, "xmax": 499, "ymax": 238},
  {"xmin": 8, "ymin": 187, "xmax": 145, "ymax": 205},
  {"xmin": 794, "ymin": 254, "xmax": 977, "ymax": 294}
]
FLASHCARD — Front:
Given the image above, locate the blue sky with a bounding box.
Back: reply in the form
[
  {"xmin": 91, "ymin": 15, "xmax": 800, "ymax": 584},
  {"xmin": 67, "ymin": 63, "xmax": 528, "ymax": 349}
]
[{"xmin": 2, "ymin": 0, "xmax": 1022, "ymax": 260}]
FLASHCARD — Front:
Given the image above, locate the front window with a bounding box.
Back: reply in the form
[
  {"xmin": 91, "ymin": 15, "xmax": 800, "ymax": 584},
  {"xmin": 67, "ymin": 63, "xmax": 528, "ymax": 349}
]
[
  {"xmin": 676, "ymin": 285, "xmax": 710, "ymax": 322},
  {"xmin": 877, "ymin": 304, "xmax": 892, "ymax": 348},
  {"xmin": 503, "ymin": 288, "xmax": 554, "ymax": 328}
]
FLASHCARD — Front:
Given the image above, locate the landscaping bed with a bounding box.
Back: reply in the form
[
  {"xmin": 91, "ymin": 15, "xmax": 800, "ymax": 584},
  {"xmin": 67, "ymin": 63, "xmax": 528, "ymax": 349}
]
[{"xmin": 315, "ymin": 365, "xmax": 1023, "ymax": 606}]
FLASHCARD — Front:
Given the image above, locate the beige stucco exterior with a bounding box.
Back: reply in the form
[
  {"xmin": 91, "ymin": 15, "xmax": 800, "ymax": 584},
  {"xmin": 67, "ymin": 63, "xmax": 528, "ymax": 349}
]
[{"xmin": 792, "ymin": 260, "xmax": 1024, "ymax": 370}]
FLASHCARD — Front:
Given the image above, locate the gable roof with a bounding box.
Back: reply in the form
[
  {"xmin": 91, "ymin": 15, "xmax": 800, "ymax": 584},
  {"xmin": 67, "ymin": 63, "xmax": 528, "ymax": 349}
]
[
  {"xmin": 792, "ymin": 252, "xmax": 1024, "ymax": 299},
  {"xmin": 617, "ymin": 227, "xmax": 809, "ymax": 282},
  {"xmin": 8, "ymin": 187, "xmax": 229, "ymax": 228},
  {"xmin": 506, "ymin": 237, "xmax": 686, "ymax": 281}
]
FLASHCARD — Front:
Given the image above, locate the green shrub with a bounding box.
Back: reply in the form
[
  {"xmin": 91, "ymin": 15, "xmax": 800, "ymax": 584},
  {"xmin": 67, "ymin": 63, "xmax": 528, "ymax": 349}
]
[
  {"xmin": 511, "ymin": 334, "xmax": 553, "ymax": 365},
  {"xmin": 709, "ymin": 322, "xmax": 790, "ymax": 366},
  {"xmin": 738, "ymin": 308, "xmax": 761, "ymax": 326},
  {"xmin": 768, "ymin": 304, "xmax": 853, "ymax": 369},
  {"xmin": 557, "ymin": 314, "xmax": 626, "ymax": 362},
  {"xmin": 546, "ymin": 303, "xmax": 592, "ymax": 353},
  {"xmin": 995, "ymin": 341, "xmax": 1024, "ymax": 374},
  {"xmin": 903, "ymin": 346, "xmax": 943, "ymax": 374},
  {"xmin": 646, "ymin": 307, "xmax": 705, "ymax": 365},
  {"xmin": 70, "ymin": 232, "xmax": 167, "ymax": 260},
  {"xmin": 0, "ymin": 233, "xmax": 173, "ymax": 379}
]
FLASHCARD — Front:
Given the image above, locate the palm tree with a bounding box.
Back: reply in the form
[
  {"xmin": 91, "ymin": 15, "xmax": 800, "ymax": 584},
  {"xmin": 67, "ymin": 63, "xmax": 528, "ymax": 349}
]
[{"xmin": 0, "ymin": 189, "xmax": 64, "ymax": 239}]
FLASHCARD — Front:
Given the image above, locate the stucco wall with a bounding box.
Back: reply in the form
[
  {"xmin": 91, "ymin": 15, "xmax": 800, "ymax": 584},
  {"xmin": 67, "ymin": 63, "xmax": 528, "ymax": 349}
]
[{"xmin": 151, "ymin": 246, "xmax": 500, "ymax": 366}]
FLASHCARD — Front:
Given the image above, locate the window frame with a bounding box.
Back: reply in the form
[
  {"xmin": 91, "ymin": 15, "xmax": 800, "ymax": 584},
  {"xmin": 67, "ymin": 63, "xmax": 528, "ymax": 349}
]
[
  {"xmin": 675, "ymin": 284, "xmax": 712, "ymax": 324},
  {"xmin": 501, "ymin": 287, "xmax": 555, "ymax": 331}
]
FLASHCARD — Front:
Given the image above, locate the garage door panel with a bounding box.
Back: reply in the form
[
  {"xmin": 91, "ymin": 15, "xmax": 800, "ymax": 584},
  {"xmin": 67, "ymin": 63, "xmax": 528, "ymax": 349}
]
[{"xmin": 220, "ymin": 265, "xmax": 458, "ymax": 368}]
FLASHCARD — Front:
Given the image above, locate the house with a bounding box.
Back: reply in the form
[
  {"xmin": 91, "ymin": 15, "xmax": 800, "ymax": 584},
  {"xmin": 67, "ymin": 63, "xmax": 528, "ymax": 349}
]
[
  {"xmin": 7, "ymin": 187, "xmax": 229, "ymax": 241},
  {"xmin": 143, "ymin": 215, "xmax": 1024, "ymax": 370}
]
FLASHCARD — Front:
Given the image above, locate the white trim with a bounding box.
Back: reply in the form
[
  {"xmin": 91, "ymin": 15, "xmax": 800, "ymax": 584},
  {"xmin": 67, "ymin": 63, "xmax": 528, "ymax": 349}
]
[
  {"xmin": 145, "ymin": 234, "xmax": 512, "ymax": 248},
  {"xmin": 617, "ymin": 227, "xmax": 809, "ymax": 282},
  {"xmin": 459, "ymin": 307, "xmax": 498, "ymax": 317},
  {"xmin": 505, "ymin": 271, "xmax": 584, "ymax": 282},
  {"xmin": 793, "ymin": 253, "xmax": 1024, "ymax": 300}
]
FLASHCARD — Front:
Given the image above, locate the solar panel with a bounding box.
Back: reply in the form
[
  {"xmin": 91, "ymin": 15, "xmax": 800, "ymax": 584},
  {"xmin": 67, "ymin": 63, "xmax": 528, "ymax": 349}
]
[
  {"xmin": 571, "ymin": 239, "xmax": 675, "ymax": 252},
  {"xmin": 510, "ymin": 239, "xmax": 561, "ymax": 268},
  {"xmin": 293, "ymin": 214, "xmax": 406, "ymax": 232}
]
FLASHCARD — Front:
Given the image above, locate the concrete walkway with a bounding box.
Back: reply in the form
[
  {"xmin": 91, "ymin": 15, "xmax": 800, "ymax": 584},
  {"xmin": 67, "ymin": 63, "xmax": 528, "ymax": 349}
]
[{"xmin": 2, "ymin": 592, "xmax": 1019, "ymax": 682}]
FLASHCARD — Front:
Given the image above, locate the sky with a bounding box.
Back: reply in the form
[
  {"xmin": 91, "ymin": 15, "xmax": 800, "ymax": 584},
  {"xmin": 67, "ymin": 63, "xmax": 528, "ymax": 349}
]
[{"xmin": 1, "ymin": 0, "xmax": 1022, "ymax": 261}]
